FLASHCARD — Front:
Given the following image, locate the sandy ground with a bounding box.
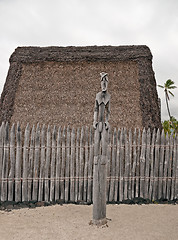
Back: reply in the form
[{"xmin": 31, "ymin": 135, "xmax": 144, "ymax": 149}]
[{"xmin": 0, "ymin": 204, "xmax": 178, "ymax": 240}]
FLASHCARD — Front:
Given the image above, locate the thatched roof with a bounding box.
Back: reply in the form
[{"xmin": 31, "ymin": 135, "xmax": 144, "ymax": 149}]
[{"xmin": 0, "ymin": 45, "xmax": 161, "ymax": 129}]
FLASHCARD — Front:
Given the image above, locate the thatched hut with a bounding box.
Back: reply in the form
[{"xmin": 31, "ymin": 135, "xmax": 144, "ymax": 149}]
[{"xmin": 0, "ymin": 45, "xmax": 161, "ymax": 129}]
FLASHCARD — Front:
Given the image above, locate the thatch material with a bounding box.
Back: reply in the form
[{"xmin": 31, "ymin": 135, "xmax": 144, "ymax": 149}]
[{"xmin": 0, "ymin": 45, "xmax": 161, "ymax": 129}]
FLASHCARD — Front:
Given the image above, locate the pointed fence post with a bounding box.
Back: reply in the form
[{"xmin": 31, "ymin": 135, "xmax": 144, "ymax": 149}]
[
  {"xmin": 44, "ymin": 125, "xmax": 51, "ymax": 202},
  {"xmin": 22, "ymin": 123, "xmax": 30, "ymax": 202},
  {"xmin": 1, "ymin": 122, "xmax": 9, "ymax": 201},
  {"xmin": 38, "ymin": 124, "xmax": 46, "ymax": 201},
  {"xmin": 15, "ymin": 123, "xmax": 22, "ymax": 202},
  {"xmin": 32, "ymin": 124, "xmax": 40, "ymax": 201},
  {"xmin": 0, "ymin": 122, "xmax": 5, "ymax": 200},
  {"xmin": 55, "ymin": 127, "xmax": 61, "ymax": 201},
  {"xmin": 50, "ymin": 126, "xmax": 57, "ymax": 202},
  {"xmin": 8, "ymin": 123, "xmax": 15, "ymax": 201},
  {"xmin": 28, "ymin": 125, "xmax": 35, "ymax": 201}
]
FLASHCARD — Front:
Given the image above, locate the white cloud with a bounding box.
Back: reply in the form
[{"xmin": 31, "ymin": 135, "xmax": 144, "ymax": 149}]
[{"xmin": 0, "ymin": 0, "xmax": 177, "ymax": 120}]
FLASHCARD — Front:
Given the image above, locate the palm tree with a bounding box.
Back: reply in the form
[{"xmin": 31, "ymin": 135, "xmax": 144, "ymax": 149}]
[{"xmin": 158, "ymin": 79, "xmax": 177, "ymax": 131}]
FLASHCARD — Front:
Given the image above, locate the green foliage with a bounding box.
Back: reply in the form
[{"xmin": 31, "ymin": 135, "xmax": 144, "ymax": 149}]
[
  {"xmin": 162, "ymin": 116, "xmax": 178, "ymax": 136},
  {"xmin": 158, "ymin": 79, "xmax": 177, "ymax": 133}
]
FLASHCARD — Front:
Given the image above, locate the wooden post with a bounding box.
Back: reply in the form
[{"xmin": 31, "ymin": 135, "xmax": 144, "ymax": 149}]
[
  {"xmin": 149, "ymin": 129, "xmax": 156, "ymax": 200},
  {"xmin": 158, "ymin": 129, "xmax": 165, "ymax": 199},
  {"xmin": 32, "ymin": 124, "xmax": 40, "ymax": 201},
  {"xmin": 135, "ymin": 129, "xmax": 141, "ymax": 198},
  {"xmin": 128, "ymin": 129, "xmax": 132, "ymax": 199},
  {"xmin": 55, "ymin": 127, "xmax": 61, "ymax": 201},
  {"xmin": 124, "ymin": 129, "xmax": 129, "ymax": 200},
  {"xmin": 15, "ymin": 123, "xmax": 22, "ymax": 202},
  {"xmin": 0, "ymin": 122, "xmax": 5, "ymax": 200},
  {"xmin": 114, "ymin": 128, "xmax": 120, "ymax": 202},
  {"xmin": 50, "ymin": 126, "xmax": 57, "ymax": 202},
  {"xmin": 163, "ymin": 133, "xmax": 169, "ymax": 199},
  {"xmin": 65, "ymin": 126, "xmax": 70, "ymax": 202},
  {"xmin": 75, "ymin": 128, "xmax": 80, "ymax": 202},
  {"xmin": 44, "ymin": 125, "xmax": 51, "ymax": 202},
  {"xmin": 8, "ymin": 123, "xmax": 15, "ymax": 201},
  {"xmin": 1, "ymin": 122, "xmax": 9, "ymax": 201},
  {"xmin": 70, "ymin": 127, "xmax": 75, "ymax": 202},
  {"xmin": 166, "ymin": 133, "xmax": 173, "ymax": 200},
  {"xmin": 171, "ymin": 135, "xmax": 177, "ymax": 200},
  {"xmin": 38, "ymin": 124, "xmax": 46, "ymax": 201},
  {"xmin": 87, "ymin": 127, "xmax": 93, "ymax": 203},
  {"xmin": 28, "ymin": 125, "xmax": 35, "ymax": 201},
  {"xmin": 93, "ymin": 126, "xmax": 108, "ymax": 225},
  {"xmin": 175, "ymin": 135, "xmax": 178, "ymax": 199},
  {"xmin": 83, "ymin": 126, "xmax": 89, "ymax": 202},
  {"xmin": 131, "ymin": 129, "xmax": 137, "ymax": 199},
  {"xmin": 119, "ymin": 129, "xmax": 124, "ymax": 202},
  {"xmin": 106, "ymin": 129, "xmax": 111, "ymax": 202},
  {"xmin": 140, "ymin": 128, "xmax": 146, "ymax": 198},
  {"xmin": 144, "ymin": 128, "xmax": 151, "ymax": 199},
  {"xmin": 22, "ymin": 123, "xmax": 30, "ymax": 202},
  {"xmin": 78, "ymin": 127, "xmax": 84, "ymax": 201},
  {"xmin": 109, "ymin": 128, "xmax": 116, "ymax": 202},
  {"xmin": 60, "ymin": 127, "xmax": 66, "ymax": 201},
  {"xmin": 152, "ymin": 129, "xmax": 160, "ymax": 201},
  {"xmin": 92, "ymin": 72, "xmax": 110, "ymax": 225}
]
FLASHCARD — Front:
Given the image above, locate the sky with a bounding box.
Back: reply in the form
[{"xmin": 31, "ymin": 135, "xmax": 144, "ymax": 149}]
[{"xmin": 0, "ymin": 0, "xmax": 177, "ymax": 121}]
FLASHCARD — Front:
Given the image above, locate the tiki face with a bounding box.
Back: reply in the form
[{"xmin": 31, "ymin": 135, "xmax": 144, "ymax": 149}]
[{"xmin": 101, "ymin": 76, "xmax": 108, "ymax": 92}]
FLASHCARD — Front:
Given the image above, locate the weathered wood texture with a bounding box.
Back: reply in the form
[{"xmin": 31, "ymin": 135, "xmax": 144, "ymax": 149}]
[{"xmin": 0, "ymin": 123, "xmax": 177, "ymax": 202}]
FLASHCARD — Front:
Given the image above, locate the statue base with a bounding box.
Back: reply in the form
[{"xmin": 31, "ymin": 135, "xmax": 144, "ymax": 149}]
[{"xmin": 90, "ymin": 218, "xmax": 107, "ymax": 227}]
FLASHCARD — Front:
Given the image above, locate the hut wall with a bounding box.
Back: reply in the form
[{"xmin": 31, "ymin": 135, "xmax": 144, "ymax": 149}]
[{"xmin": 0, "ymin": 45, "xmax": 162, "ymax": 129}]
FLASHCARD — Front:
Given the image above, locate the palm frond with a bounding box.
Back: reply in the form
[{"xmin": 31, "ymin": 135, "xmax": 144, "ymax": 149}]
[
  {"xmin": 158, "ymin": 85, "xmax": 164, "ymax": 88},
  {"xmin": 168, "ymin": 91, "xmax": 174, "ymax": 97},
  {"xmin": 168, "ymin": 86, "xmax": 177, "ymax": 89},
  {"xmin": 165, "ymin": 79, "xmax": 176, "ymax": 88}
]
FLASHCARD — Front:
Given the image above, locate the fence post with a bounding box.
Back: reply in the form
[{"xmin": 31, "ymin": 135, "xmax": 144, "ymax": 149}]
[
  {"xmin": 114, "ymin": 128, "xmax": 120, "ymax": 202},
  {"xmin": 55, "ymin": 126, "xmax": 61, "ymax": 201},
  {"xmin": 22, "ymin": 123, "xmax": 30, "ymax": 201},
  {"xmin": 38, "ymin": 124, "xmax": 46, "ymax": 201},
  {"xmin": 1, "ymin": 122, "xmax": 9, "ymax": 201},
  {"xmin": 87, "ymin": 127, "xmax": 93, "ymax": 203},
  {"xmin": 131, "ymin": 128, "xmax": 137, "ymax": 199},
  {"xmin": 15, "ymin": 123, "xmax": 22, "ymax": 202},
  {"xmin": 70, "ymin": 127, "xmax": 75, "ymax": 202},
  {"xmin": 32, "ymin": 124, "xmax": 40, "ymax": 201},
  {"xmin": 171, "ymin": 134, "xmax": 177, "ymax": 200},
  {"xmin": 28, "ymin": 125, "xmax": 35, "ymax": 201},
  {"xmin": 75, "ymin": 128, "xmax": 80, "ymax": 202},
  {"xmin": 60, "ymin": 127, "xmax": 66, "ymax": 201},
  {"xmin": 148, "ymin": 128, "xmax": 156, "ymax": 200},
  {"xmin": 83, "ymin": 126, "xmax": 89, "ymax": 202},
  {"xmin": 8, "ymin": 123, "xmax": 15, "ymax": 201},
  {"xmin": 144, "ymin": 128, "xmax": 151, "ymax": 199},
  {"xmin": 44, "ymin": 125, "xmax": 51, "ymax": 202},
  {"xmin": 78, "ymin": 127, "xmax": 84, "ymax": 201},
  {"xmin": 50, "ymin": 126, "xmax": 57, "ymax": 202},
  {"xmin": 135, "ymin": 129, "xmax": 141, "ymax": 198},
  {"xmin": 109, "ymin": 128, "xmax": 116, "ymax": 201},
  {"xmin": 163, "ymin": 133, "xmax": 169, "ymax": 199},
  {"xmin": 158, "ymin": 129, "xmax": 165, "ymax": 199},
  {"xmin": 140, "ymin": 128, "xmax": 146, "ymax": 198},
  {"xmin": 119, "ymin": 129, "xmax": 124, "ymax": 201}
]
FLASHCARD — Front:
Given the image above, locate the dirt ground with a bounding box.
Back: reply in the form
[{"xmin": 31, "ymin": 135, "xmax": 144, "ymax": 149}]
[{"xmin": 0, "ymin": 204, "xmax": 178, "ymax": 240}]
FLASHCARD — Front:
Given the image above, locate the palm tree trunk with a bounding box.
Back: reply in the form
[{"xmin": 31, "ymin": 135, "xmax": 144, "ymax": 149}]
[
  {"xmin": 165, "ymin": 92, "xmax": 171, "ymax": 119},
  {"xmin": 165, "ymin": 92, "xmax": 177, "ymax": 133}
]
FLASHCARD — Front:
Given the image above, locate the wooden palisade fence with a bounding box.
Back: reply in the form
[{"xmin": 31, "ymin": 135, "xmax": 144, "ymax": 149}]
[{"xmin": 0, "ymin": 122, "xmax": 177, "ymax": 203}]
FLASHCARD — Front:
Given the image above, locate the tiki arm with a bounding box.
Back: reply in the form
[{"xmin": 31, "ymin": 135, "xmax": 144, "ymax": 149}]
[
  {"xmin": 93, "ymin": 99, "xmax": 99, "ymax": 129},
  {"xmin": 105, "ymin": 101, "xmax": 110, "ymax": 129}
]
